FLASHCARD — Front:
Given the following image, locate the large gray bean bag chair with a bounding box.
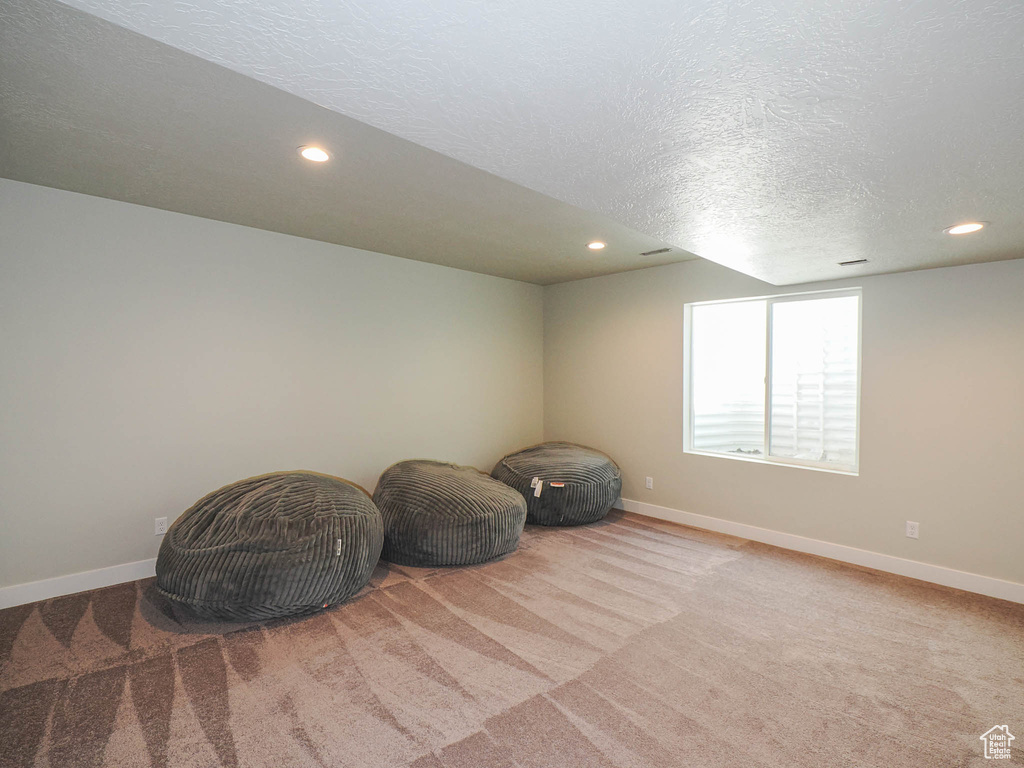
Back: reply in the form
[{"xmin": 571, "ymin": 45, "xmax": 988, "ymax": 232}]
[
  {"xmin": 373, "ymin": 460, "xmax": 527, "ymax": 567},
  {"xmin": 156, "ymin": 471, "xmax": 383, "ymax": 621},
  {"xmin": 491, "ymin": 442, "xmax": 622, "ymax": 526}
]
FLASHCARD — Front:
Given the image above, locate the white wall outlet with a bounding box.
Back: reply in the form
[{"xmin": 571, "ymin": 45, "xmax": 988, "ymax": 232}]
[
  {"xmin": 154, "ymin": 516, "xmax": 168, "ymax": 536},
  {"xmin": 645, "ymin": 476, "xmax": 654, "ymax": 490},
  {"xmin": 905, "ymin": 521, "xmax": 919, "ymax": 539}
]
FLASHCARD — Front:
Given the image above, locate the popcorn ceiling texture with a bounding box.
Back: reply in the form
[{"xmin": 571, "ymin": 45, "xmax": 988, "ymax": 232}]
[
  {"xmin": 59, "ymin": 0, "xmax": 1024, "ymax": 284},
  {"xmin": 0, "ymin": 0, "xmax": 691, "ymax": 285}
]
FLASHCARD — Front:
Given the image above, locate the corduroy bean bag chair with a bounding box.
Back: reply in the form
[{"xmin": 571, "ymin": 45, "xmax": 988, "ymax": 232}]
[
  {"xmin": 156, "ymin": 471, "xmax": 383, "ymax": 620},
  {"xmin": 491, "ymin": 442, "xmax": 622, "ymax": 526},
  {"xmin": 373, "ymin": 460, "xmax": 527, "ymax": 567}
]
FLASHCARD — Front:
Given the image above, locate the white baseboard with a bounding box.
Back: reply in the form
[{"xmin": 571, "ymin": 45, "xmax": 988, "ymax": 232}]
[
  {"xmin": 0, "ymin": 558, "xmax": 156, "ymax": 609},
  {"xmin": 3, "ymin": 503, "xmax": 1021, "ymax": 608},
  {"xmin": 620, "ymin": 498, "xmax": 1024, "ymax": 605}
]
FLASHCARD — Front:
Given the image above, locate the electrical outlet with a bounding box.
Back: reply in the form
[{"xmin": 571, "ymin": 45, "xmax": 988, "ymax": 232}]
[
  {"xmin": 154, "ymin": 517, "xmax": 168, "ymax": 536},
  {"xmin": 645, "ymin": 476, "xmax": 654, "ymax": 490},
  {"xmin": 905, "ymin": 521, "xmax": 919, "ymax": 539}
]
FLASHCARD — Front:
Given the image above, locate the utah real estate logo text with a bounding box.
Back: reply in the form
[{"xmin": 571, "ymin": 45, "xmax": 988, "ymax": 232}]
[{"xmin": 979, "ymin": 725, "xmax": 1015, "ymax": 760}]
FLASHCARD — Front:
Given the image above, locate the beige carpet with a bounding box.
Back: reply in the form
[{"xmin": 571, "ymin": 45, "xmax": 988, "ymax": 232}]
[{"xmin": 1, "ymin": 511, "xmax": 1021, "ymax": 767}]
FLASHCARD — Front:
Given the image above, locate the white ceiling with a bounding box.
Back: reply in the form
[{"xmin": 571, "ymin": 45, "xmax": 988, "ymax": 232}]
[
  {"xmin": 0, "ymin": 0, "xmax": 693, "ymax": 285},
  {"xmin": 15, "ymin": 0, "xmax": 1024, "ymax": 284}
]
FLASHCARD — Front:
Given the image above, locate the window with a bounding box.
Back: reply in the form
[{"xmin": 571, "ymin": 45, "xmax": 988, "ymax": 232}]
[{"xmin": 684, "ymin": 288, "xmax": 861, "ymax": 474}]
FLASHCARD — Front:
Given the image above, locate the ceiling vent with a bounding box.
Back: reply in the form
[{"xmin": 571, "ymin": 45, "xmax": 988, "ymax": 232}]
[
  {"xmin": 838, "ymin": 259, "xmax": 868, "ymax": 266},
  {"xmin": 640, "ymin": 247, "xmax": 672, "ymax": 256}
]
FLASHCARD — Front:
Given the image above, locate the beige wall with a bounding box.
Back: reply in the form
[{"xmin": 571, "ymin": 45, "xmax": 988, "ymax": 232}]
[
  {"xmin": 0, "ymin": 180, "xmax": 544, "ymax": 587},
  {"xmin": 3, "ymin": 176, "xmax": 1021, "ymax": 592},
  {"xmin": 544, "ymin": 257, "xmax": 1024, "ymax": 585}
]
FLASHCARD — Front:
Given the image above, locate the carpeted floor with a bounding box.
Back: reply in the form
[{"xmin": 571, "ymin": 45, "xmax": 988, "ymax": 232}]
[{"xmin": 1, "ymin": 510, "xmax": 1021, "ymax": 767}]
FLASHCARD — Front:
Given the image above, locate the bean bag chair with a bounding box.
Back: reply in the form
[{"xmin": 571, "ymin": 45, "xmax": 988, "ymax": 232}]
[
  {"xmin": 156, "ymin": 471, "xmax": 383, "ymax": 620},
  {"xmin": 491, "ymin": 442, "xmax": 622, "ymax": 526},
  {"xmin": 373, "ymin": 460, "xmax": 527, "ymax": 567}
]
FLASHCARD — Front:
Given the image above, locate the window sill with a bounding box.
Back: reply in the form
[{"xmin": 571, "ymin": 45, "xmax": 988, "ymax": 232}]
[{"xmin": 684, "ymin": 448, "xmax": 859, "ymax": 476}]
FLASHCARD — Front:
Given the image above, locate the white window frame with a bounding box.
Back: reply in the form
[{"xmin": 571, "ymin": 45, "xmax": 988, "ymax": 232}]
[{"xmin": 683, "ymin": 287, "xmax": 862, "ymax": 475}]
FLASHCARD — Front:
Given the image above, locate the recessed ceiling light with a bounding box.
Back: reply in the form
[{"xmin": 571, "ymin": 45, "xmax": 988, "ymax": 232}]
[
  {"xmin": 944, "ymin": 222, "xmax": 986, "ymax": 235},
  {"xmin": 587, "ymin": 241, "xmax": 606, "ymax": 250},
  {"xmin": 299, "ymin": 146, "xmax": 330, "ymax": 162}
]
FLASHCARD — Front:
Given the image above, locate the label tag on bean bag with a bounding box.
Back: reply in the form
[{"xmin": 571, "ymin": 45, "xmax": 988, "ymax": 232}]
[
  {"xmin": 533, "ymin": 480, "xmax": 543, "ymax": 497},
  {"xmin": 550, "ymin": 482, "xmax": 565, "ymax": 488}
]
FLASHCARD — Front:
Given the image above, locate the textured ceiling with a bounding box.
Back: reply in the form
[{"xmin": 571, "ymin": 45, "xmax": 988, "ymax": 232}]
[
  {"xmin": 0, "ymin": 0, "xmax": 693, "ymax": 285},
  {"xmin": 53, "ymin": 0, "xmax": 1024, "ymax": 284}
]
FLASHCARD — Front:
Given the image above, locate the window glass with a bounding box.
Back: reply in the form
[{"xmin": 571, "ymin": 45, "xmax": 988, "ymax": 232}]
[
  {"xmin": 690, "ymin": 300, "xmax": 766, "ymax": 456},
  {"xmin": 769, "ymin": 296, "xmax": 859, "ymax": 467},
  {"xmin": 686, "ymin": 290, "xmax": 860, "ymax": 473}
]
